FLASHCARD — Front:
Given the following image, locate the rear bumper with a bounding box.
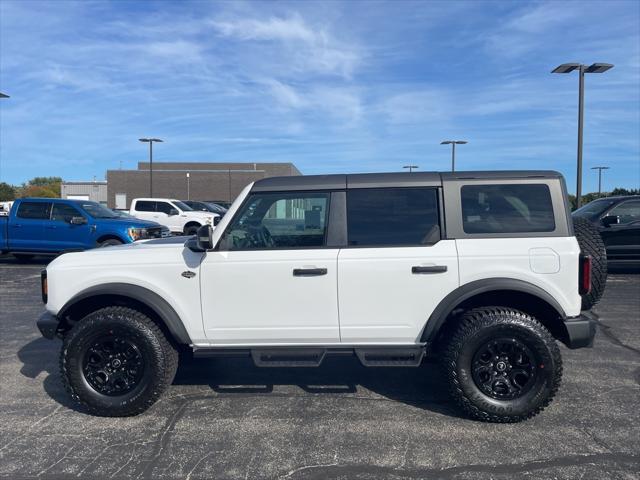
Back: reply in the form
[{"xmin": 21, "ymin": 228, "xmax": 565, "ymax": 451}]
[
  {"xmin": 37, "ymin": 311, "xmax": 60, "ymax": 340},
  {"xmin": 563, "ymin": 310, "xmax": 598, "ymax": 349}
]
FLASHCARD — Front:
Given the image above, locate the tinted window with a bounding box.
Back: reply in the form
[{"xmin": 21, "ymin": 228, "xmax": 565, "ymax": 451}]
[
  {"xmin": 155, "ymin": 202, "xmax": 173, "ymax": 214},
  {"xmin": 220, "ymin": 192, "xmax": 329, "ymax": 250},
  {"xmin": 608, "ymin": 200, "xmax": 640, "ymax": 224},
  {"xmin": 347, "ymin": 188, "xmax": 440, "ymax": 247},
  {"xmin": 51, "ymin": 204, "xmax": 80, "ymax": 222},
  {"xmin": 16, "ymin": 202, "xmax": 52, "ymax": 220},
  {"xmin": 135, "ymin": 201, "xmax": 155, "ymax": 212},
  {"xmin": 172, "ymin": 200, "xmax": 193, "ymax": 211},
  {"xmin": 461, "ymin": 184, "xmax": 555, "ymax": 234}
]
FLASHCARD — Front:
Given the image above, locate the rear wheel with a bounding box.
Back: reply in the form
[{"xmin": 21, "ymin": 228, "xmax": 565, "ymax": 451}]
[
  {"xmin": 60, "ymin": 306, "xmax": 178, "ymax": 416},
  {"xmin": 442, "ymin": 307, "xmax": 562, "ymax": 423},
  {"xmin": 573, "ymin": 217, "xmax": 607, "ymax": 309}
]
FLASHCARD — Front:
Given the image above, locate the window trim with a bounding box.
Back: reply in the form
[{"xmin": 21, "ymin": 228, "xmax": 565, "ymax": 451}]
[
  {"xmin": 344, "ymin": 186, "xmax": 443, "ymax": 249},
  {"xmin": 215, "ymin": 190, "xmax": 335, "ymax": 252}
]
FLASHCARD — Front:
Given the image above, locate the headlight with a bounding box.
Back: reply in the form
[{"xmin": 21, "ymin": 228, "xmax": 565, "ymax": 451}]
[
  {"xmin": 206, "ymin": 217, "xmax": 213, "ymax": 225},
  {"xmin": 128, "ymin": 227, "xmax": 148, "ymax": 241}
]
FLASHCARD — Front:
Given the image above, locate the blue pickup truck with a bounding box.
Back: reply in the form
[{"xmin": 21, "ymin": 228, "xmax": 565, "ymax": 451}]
[{"xmin": 0, "ymin": 198, "xmax": 169, "ymax": 260}]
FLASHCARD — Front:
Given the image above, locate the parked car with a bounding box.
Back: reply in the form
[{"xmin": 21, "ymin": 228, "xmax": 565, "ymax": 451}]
[
  {"xmin": 38, "ymin": 171, "xmax": 606, "ymax": 422},
  {"xmin": 0, "ymin": 198, "xmax": 169, "ymax": 260},
  {"xmin": 129, "ymin": 198, "xmax": 220, "ymax": 235},
  {"xmin": 0, "ymin": 201, "xmax": 13, "ymax": 217},
  {"xmin": 182, "ymin": 200, "xmax": 228, "ymax": 216},
  {"xmin": 573, "ymin": 195, "xmax": 640, "ymax": 268},
  {"xmin": 205, "ymin": 200, "xmax": 232, "ymax": 209}
]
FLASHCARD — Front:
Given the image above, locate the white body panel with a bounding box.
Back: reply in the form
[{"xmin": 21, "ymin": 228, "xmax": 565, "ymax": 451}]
[
  {"xmin": 337, "ymin": 241, "xmax": 459, "ymax": 343},
  {"xmin": 200, "ymin": 249, "xmax": 340, "ymax": 344},
  {"xmin": 45, "ymin": 241, "xmax": 208, "ymax": 344},
  {"xmin": 456, "ymin": 237, "xmax": 582, "ymax": 317}
]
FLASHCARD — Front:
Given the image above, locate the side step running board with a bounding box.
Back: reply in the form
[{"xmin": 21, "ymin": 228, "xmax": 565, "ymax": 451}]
[
  {"xmin": 355, "ymin": 347, "xmax": 425, "ymax": 367},
  {"xmin": 251, "ymin": 348, "xmax": 326, "ymax": 367}
]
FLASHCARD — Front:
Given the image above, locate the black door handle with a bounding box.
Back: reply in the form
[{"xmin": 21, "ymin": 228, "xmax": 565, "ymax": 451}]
[
  {"xmin": 293, "ymin": 268, "xmax": 328, "ymax": 277},
  {"xmin": 412, "ymin": 265, "xmax": 448, "ymax": 274}
]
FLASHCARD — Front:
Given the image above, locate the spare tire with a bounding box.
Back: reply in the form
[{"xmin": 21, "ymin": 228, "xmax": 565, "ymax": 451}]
[{"xmin": 573, "ymin": 217, "xmax": 607, "ymax": 310}]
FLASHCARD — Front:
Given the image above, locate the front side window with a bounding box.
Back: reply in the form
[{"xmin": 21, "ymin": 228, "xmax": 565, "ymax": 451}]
[
  {"xmin": 220, "ymin": 192, "xmax": 330, "ymax": 250},
  {"xmin": 155, "ymin": 202, "xmax": 174, "ymax": 214},
  {"xmin": 461, "ymin": 184, "xmax": 555, "ymax": 234},
  {"xmin": 347, "ymin": 188, "xmax": 440, "ymax": 247},
  {"xmin": 52, "ymin": 204, "xmax": 81, "ymax": 222},
  {"xmin": 608, "ymin": 200, "xmax": 640, "ymax": 224},
  {"xmin": 16, "ymin": 202, "xmax": 52, "ymax": 220}
]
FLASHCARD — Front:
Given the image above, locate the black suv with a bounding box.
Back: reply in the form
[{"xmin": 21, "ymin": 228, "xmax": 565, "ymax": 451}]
[{"xmin": 573, "ymin": 196, "xmax": 640, "ymax": 268}]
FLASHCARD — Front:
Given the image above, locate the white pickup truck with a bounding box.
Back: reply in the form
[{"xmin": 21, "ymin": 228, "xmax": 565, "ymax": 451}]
[
  {"xmin": 38, "ymin": 171, "xmax": 607, "ymax": 422},
  {"xmin": 129, "ymin": 198, "xmax": 219, "ymax": 235}
]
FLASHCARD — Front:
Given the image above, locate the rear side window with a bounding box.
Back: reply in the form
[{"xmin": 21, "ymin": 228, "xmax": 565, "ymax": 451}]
[
  {"xmin": 16, "ymin": 202, "xmax": 52, "ymax": 220},
  {"xmin": 461, "ymin": 184, "xmax": 555, "ymax": 234},
  {"xmin": 347, "ymin": 188, "xmax": 440, "ymax": 247},
  {"xmin": 135, "ymin": 201, "xmax": 156, "ymax": 212}
]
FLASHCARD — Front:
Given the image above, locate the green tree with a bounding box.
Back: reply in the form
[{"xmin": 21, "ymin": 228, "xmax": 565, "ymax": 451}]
[
  {"xmin": 17, "ymin": 177, "xmax": 63, "ymax": 198},
  {"xmin": 0, "ymin": 182, "xmax": 16, "ymax": 201}
]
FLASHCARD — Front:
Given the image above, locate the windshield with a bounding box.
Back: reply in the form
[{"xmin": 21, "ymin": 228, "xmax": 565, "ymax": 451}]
[
  {"xmin": 172, "ymin": 200, "xmax": 193, "ymax": 211},
  {"xmin": 80, "ymin": 202, "xmax": 119, "ymax": 219},
  {"xmin": 204, "ymin": 202, "xmax": 227, "ymax": 214},
  {"xmin": 573, "ymin": 199, "xmax": 616, "ymax": 218}
]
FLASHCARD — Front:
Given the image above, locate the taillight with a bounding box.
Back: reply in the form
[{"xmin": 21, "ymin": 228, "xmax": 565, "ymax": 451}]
[
  {"xmin": 579, "ymin": 255, "xmax": 591, "ymax": 295},
  {"xmin": 41, "ymin": 270, "xmax": 48, "ymax": 304}
]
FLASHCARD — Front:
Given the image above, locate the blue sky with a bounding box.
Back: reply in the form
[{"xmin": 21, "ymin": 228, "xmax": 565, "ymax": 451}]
[{"xmin": 0, "ymin": 0, "xmax": 639, "ymax": 193}]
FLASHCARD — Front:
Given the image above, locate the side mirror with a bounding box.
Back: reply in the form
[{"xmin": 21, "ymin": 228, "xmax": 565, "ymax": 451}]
[
  {"xmin": 602, "ymin": 215, "xmax": 620, "ymax": 227},
  {"xmin": 186, "ymin": 224, "xmax": 214, "ymax": 253},
  {"xmin": 213, "ymin": 216, "xmax": 221, "ymax": 226},
  {"xmin": 168, "ymin": 208, "xmax": 179, "ymax": 216},
  {"xmin": 70, "ymin": 216, "xmax": 87, "ymax": 225}
]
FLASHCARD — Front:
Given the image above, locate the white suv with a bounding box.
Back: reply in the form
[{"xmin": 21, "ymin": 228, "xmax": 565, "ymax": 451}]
[
  {"xmin": 129, "ymin": 198, "xmax": 218, "ymax": 235},
  {"xmin": 37, "ymin": 171, "xmax": 607, "ymax": 422}
]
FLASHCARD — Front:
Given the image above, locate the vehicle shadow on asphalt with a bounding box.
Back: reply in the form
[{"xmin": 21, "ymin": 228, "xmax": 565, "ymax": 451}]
[{"xmin": 16, "ymin": 338, "xmax": 463, "ymax": 419}]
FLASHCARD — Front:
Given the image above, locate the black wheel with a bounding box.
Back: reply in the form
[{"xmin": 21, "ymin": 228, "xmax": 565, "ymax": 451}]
[
  {"xmin": 13, "ymin": 253, "xmax": 35, "ymax": 262},
  {"xmin": 442, "ymin": 307, "xmax": 562, "ymax": 423},
  {"xmin": 183, "ymin": 225, "xmax": 199, "ymax": 236},
  {"xmin": 573, "ymin": 217, "xmax": 607, "ymax": 309},
  {"xmin": 60, "ymin": 306, "xmax": 178, "ymax": 416},
  {"xmin": 99, "ymin": 238, "xmax": 123, "ymax": 247}
]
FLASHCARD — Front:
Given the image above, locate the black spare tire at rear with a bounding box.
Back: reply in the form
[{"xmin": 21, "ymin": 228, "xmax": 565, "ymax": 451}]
[
  {"xmin": 573, "ymin": 217, "xmax": 607, "ymax": 310},
  {"xmin": 60, "ymin": 306, "xmax": 178, "ymax": 417}
]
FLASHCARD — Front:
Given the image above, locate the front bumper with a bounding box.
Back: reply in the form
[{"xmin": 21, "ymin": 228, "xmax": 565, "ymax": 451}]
[
  {"xmin": 37, "ymin": 311, "xmax": 60, "ymax": 340},
  {"xmin": 563, "ymin": 310, "xmax": 598, "ymax": 349}
]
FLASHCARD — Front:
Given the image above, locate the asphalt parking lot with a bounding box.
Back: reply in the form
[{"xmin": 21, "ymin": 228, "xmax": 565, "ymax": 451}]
[{"xmin": 0, "ymin": 257, "xmax": 638, "ymax": 480}]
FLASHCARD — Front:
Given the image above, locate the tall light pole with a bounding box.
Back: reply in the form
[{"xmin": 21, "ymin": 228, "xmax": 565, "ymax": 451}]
[
  {"xmin": 403, "ymin": 165, "xmax": 419, "ymax": 173},
  {"xmin": 591, "ymin": 166, "xmax": 610, "ymax": 196},
  {"xmin": 186, "ymin": 172, "xmax": 190, "ymax": 200},
  {"xmin": 440, "ymin": 140, "xmax": 467, "ymax": 172},
  {"xmin": 552, "ymin": 62, "xmax": 613, "ymax": 208},
  {"xmin": 138, "ymin": 138, "xmax": 163, "ymax": 197}
]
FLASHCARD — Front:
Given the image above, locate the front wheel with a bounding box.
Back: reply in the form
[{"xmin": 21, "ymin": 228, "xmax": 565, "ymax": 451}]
[
  {"xmin": 60, "ymin": 306, "xmax": 178, "ymax": 416},
  {"xmin": 183, "ymin": 224, "xmax": 200, "ymax": 236},
  {"xmin": 99, "ymin": 238, "xmax": 123, "ymax": 247},
  {"xmin": 442, "ymin": 307, "xmax": 562, "ymax": 423}
]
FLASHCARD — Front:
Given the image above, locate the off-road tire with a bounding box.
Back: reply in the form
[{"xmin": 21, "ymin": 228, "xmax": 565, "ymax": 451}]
[
  {"xmin": 573, "ymin": 217, "xmax": 607, "ymax": 310},
  {"xmin": 442, "ymin": 307, "xmax": 562, "ymax": 423},
  {"xmin": 60, "ymin": 306, "xmax": 178, "ymax": 417},
  {"xmin": 99, "ymin": 238, "xmax": 124, "ymax": 247}
]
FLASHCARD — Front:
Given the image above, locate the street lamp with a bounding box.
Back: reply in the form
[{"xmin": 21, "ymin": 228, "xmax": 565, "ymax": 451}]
[
  {"xmin": 138, "ymin": 138, "xmax": 163, "ymax": 197},
  {"xmin": 186, "ymin": 172, "xmax": 190, "ymax": 200},
  {"xmin": 440, "ymin": 140, "xmax": 467, "ymax": 172},
  {"xmin": 591, "ymin": 166, "xmax": 610, "ymax": 196},
  {"xmin": 552, "ymin": 62, "xmax": 614, "ymax": 208},
  {"xmin": 403, "ymin": 165, "xmax": 419, "ymax": 173}
]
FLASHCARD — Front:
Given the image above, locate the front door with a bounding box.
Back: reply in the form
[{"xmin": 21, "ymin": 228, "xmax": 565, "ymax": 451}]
[
  {"xmin": 337, "ymin": 187, "xmax": 459, "ymax": 343},
  {"xmin": 600, "ymin": 199, "xmax": 640, "ymax": 264},
  {"xmin": 46, "ymin": 203, "xmax": 91, "ymax": 251},
  {"xmin": 200, "ymin": 191, "xmax": 340, "ymax": 345}
]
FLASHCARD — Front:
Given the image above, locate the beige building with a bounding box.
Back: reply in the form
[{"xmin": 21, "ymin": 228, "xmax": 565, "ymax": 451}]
[{"xmin": 106, "ymin": 162, "xmax": 301, "ymax": 209}]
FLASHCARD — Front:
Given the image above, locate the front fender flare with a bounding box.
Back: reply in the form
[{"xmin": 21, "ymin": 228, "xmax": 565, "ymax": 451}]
[{"xmin": 58, "ymin": 283, "xmax": 191, "ymax": 344}]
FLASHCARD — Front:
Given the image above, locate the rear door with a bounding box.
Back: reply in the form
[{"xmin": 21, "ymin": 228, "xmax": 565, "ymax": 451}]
[
  {"xmin": 9, "ymin": 201, "xmax": 52, "ymax": 251},
  {"xmin": 337, "ymin": 187, "xmax": 459, "ymax": 343}
]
